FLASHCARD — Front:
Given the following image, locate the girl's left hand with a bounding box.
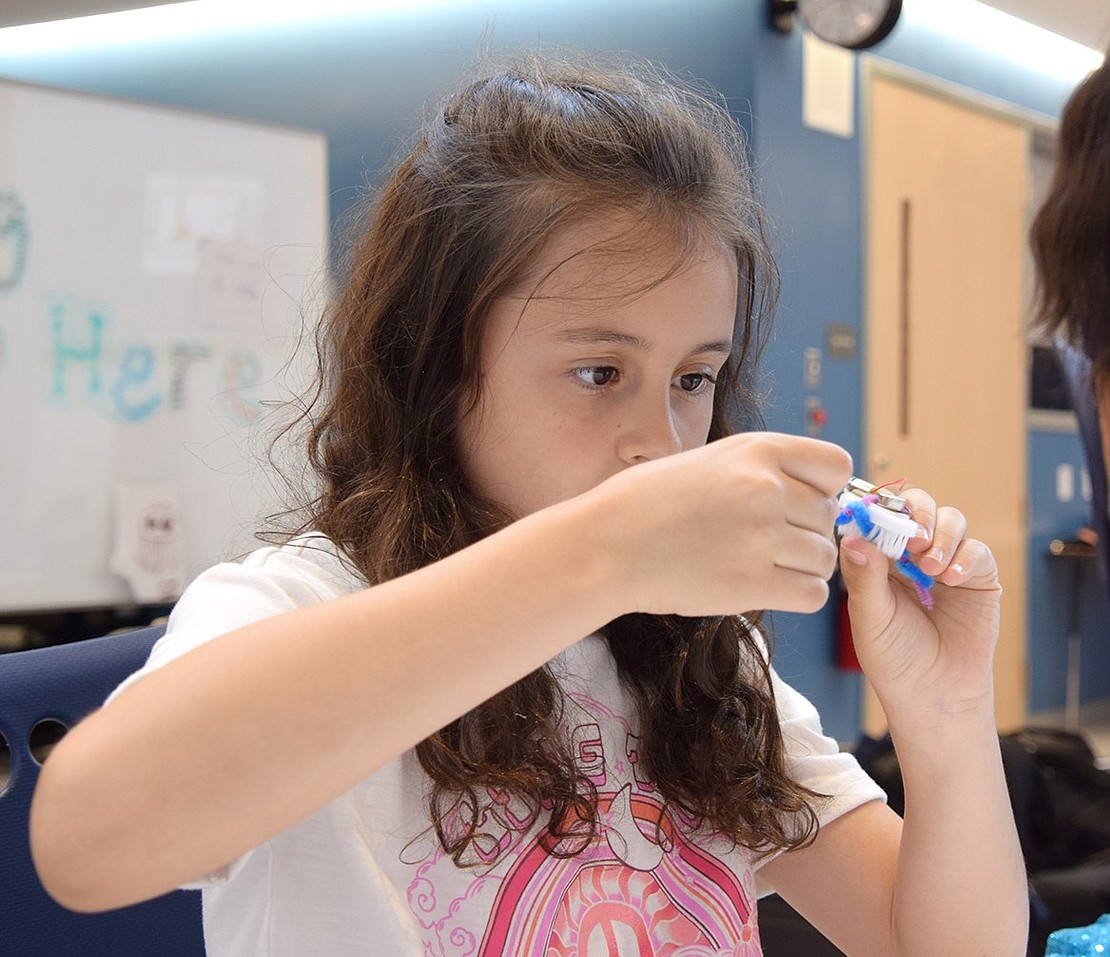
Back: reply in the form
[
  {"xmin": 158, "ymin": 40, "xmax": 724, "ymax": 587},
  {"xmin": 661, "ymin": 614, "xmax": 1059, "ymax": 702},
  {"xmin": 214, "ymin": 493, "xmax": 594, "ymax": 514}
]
[{"xmin": 836, "ymin": 488, "xmax": 1003, "ymax": 726}]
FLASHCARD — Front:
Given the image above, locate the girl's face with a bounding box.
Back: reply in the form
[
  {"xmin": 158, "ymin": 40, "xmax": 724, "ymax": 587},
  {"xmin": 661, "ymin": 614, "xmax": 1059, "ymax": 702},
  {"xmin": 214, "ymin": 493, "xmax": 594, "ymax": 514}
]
[{"xmin": 457, "ymin": 216, "xmax": 739, "ymax": 519}]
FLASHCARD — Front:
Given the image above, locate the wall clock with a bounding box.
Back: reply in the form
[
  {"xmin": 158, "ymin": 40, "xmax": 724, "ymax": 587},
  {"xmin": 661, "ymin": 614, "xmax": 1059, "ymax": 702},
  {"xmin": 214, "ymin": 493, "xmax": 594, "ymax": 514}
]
[{"xmin": 769, "ymin": 0, "xmax": 903, "ymax": 50}]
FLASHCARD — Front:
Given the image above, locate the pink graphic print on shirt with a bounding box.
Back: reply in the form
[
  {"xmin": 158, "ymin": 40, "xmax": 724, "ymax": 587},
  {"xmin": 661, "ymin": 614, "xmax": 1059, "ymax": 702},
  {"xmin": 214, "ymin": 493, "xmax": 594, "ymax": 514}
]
[
  {"xmin": 479, "ymin": 785, "xmax": 761, "ymax": 956},
  {"xmin": 406, "ymin": 685, "xmax": 763, "ymax": 956}
]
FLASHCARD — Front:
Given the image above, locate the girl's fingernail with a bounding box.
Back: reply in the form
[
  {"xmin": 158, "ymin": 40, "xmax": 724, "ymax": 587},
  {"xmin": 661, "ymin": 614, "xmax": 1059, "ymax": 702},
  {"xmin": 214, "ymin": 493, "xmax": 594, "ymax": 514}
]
[
  {"xmin": 914, "ymin": 524, "xmax": 930, "ymax": 540},
  {"xmin": 926, "ymin": 546, "xmax": 944, "ymax": 565},
  {"xmin": 950, "ymin": 562, "xmax": 965, "ymax": 576},
  {"xmin": 842, "ymin": 544, "xmax": 868, "ymax": 566}
]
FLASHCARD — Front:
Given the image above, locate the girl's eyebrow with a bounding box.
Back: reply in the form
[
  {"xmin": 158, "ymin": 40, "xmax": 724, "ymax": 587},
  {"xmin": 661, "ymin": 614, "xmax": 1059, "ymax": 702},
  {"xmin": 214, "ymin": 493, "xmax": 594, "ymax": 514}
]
[{"xmin": 553, "ymin": 327, "xmax": 733, "ymax": 356}]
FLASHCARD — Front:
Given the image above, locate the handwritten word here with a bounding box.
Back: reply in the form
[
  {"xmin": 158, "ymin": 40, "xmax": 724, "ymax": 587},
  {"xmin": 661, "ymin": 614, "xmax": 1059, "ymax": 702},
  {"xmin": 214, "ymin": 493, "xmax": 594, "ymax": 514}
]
[{"xmin": 47, "ymin": 300, "xmax": 271, "ymax": 425}]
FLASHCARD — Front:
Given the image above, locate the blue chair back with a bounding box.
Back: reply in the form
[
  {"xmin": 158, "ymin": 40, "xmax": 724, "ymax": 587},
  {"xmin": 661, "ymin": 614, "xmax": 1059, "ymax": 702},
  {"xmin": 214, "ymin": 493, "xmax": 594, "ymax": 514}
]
[{"xmin": 0, "ymin": 625, "xmax": 205, "ymax": 956}]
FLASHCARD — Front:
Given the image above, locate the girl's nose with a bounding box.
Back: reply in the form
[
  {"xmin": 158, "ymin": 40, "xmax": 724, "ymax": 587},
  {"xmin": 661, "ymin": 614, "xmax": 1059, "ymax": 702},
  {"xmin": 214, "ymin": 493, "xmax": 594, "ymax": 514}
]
[{"xmin": 615, "ymin": 393, "xmax": 683, "ymax": 464}]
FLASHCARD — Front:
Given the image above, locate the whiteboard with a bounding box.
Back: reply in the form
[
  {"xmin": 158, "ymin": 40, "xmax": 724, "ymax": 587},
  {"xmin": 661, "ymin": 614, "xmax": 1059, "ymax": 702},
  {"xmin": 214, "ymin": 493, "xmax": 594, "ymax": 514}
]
[{"xmin": 0, "ymin": 79, "xmax": 328, "ymax": 612}]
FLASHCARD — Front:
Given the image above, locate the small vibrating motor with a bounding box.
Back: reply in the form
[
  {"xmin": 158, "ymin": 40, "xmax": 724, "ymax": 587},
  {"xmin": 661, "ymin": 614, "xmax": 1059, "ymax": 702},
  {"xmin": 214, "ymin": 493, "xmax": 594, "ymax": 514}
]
[{"xmin": 834, "ymin": 477, "xmax": 935, "ymax": 606}]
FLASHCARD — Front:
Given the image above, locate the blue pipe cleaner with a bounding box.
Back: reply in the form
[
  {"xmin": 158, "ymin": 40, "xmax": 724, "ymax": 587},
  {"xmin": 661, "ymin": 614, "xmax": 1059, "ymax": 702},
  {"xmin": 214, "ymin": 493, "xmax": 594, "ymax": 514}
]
[{"xmin": 835, "ymin": 496, "xmax": 935, "ymax": 607}]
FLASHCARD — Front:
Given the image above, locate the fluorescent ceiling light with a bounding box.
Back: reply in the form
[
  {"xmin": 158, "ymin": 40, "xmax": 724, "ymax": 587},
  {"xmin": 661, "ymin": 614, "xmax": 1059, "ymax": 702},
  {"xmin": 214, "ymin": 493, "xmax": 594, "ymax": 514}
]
[
  {"xmin": 903, "ymin": 0, "xmax": 1104, "ymax": 83},
  {"xmin": 0, "ymin": 0, "xmax": 459, "ymax": 54},
  {"xmin": 0, "ymin": 0, "xmax": 1103, "ymax": 82}
]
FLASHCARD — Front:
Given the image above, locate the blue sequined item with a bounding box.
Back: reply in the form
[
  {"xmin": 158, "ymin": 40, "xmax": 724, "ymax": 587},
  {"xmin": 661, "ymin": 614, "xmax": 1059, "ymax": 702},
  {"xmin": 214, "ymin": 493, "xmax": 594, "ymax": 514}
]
[{"xmin": 1046, "ymin": 914, "xmax": 1110, "ymax": 956}]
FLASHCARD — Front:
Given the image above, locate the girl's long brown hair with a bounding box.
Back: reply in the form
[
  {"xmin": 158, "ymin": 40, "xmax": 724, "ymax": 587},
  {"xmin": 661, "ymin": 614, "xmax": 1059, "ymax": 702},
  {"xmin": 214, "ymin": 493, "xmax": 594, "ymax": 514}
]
[
  {"xmin": 276, "ymin": 53, "xmax": 822, "ymax": 864},
  {"xmin": 1030, "ymin": 53, "xmax": 1110, "ymax": 384}
]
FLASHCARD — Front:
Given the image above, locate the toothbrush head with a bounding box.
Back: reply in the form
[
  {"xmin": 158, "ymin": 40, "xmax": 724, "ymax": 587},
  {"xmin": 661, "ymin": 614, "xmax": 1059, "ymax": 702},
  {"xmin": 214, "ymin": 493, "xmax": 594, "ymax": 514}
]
[
  {"xmin": 834, "ymin": 477, "xmax": 935, "ymax": 607},
  {"xmin": 835, "ymin": 481, "xmax": 917, "ymax": 560}
]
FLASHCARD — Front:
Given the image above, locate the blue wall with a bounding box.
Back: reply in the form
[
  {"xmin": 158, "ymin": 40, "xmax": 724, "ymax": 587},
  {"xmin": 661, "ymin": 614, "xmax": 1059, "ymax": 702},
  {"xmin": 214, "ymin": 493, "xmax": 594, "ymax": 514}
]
[
  {"xmin": 2, "ymin": 0, "xmax": 1105, "ymax": 740},
  {"xmin": 749, "ymin": 11, "xmax": 869, "ymax": 740}
]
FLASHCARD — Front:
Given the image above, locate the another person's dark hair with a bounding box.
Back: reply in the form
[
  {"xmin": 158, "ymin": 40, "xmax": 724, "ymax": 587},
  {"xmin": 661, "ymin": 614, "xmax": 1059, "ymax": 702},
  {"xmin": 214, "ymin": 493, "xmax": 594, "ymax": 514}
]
[
  {"xmin": 1030, "ymin": 54, "xmax": 1110, "ymax": 384},
  {"xmin": 281, "ymin": 53, "xmax": 823, "ymax": 864}
]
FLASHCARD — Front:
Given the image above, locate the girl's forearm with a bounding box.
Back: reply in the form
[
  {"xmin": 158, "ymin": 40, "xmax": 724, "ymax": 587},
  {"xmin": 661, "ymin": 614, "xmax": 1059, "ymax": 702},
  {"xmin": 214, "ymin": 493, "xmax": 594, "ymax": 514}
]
[
  {"xmin": 887, "ymin": 698, "xmax": 1029, "ymax": 956},
  {"xmin": 30, "ymin": 492, "xmax": 627, "ymax": 914}
]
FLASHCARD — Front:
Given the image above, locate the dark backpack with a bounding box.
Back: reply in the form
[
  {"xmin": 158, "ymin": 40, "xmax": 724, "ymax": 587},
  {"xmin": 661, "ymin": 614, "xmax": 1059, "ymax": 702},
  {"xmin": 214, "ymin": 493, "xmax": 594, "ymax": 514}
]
[{"xmin": 1005, "ymin": 727, "xmax": 1110, "ymax": 866}]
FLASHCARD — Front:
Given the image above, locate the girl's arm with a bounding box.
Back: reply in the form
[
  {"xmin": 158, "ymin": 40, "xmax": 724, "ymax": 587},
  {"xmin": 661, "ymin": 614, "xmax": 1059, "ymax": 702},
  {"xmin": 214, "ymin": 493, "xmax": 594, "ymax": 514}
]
[
  {"xmin": 760, "ymin": 493, "xmax": 1028, "ymax": 956},
  {"xmin": 30, "ymin": 431, "xmax": 851, "ymax": 913}
]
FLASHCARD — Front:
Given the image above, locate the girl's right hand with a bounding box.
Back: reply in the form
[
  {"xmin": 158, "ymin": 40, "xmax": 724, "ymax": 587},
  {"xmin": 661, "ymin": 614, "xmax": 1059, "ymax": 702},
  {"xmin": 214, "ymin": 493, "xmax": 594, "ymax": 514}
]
[{"xmin": 590, "ymin": 432, "xmax": 853, "ymax": 618}]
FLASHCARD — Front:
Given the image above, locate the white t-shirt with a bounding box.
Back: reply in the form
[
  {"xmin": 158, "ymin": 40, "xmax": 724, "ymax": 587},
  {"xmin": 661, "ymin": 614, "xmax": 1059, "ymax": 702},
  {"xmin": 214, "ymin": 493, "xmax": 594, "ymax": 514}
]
[{"xmin": 112, "ymin": 536, "xmax": 885, "ymax": 956}]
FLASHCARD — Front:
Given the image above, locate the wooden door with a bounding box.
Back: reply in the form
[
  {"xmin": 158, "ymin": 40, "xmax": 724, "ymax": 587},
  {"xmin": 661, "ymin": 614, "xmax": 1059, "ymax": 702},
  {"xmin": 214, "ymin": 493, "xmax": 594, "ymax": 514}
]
[{"xmin": 864, "ymin": 74, "xmax": 1029, "ymax": 733}]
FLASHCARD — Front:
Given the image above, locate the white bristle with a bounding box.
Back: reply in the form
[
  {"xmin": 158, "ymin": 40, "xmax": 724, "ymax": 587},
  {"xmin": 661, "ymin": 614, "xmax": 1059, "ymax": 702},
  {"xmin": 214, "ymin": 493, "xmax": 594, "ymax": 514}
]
[{"xmin": 837, "ymin": 492, "xmax": 917, "ymax": 560}]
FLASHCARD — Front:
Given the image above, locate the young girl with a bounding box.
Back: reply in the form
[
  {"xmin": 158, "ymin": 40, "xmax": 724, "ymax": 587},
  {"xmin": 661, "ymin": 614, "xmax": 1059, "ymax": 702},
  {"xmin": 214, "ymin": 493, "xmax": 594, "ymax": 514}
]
[{"xmin": 31, "ymin": 55, "xmax": 1027, "ymax": 955}]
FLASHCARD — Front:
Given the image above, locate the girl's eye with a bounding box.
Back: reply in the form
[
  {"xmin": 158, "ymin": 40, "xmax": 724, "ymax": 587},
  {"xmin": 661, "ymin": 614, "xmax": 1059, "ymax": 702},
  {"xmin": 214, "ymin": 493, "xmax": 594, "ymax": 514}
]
[
  {"xmin": 677, "ymin": 371, "xmax": 717, "ymax": 394},
  {"xmin": 572, "ymin": 366, "xmax": 619, "ymax": 388}
]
